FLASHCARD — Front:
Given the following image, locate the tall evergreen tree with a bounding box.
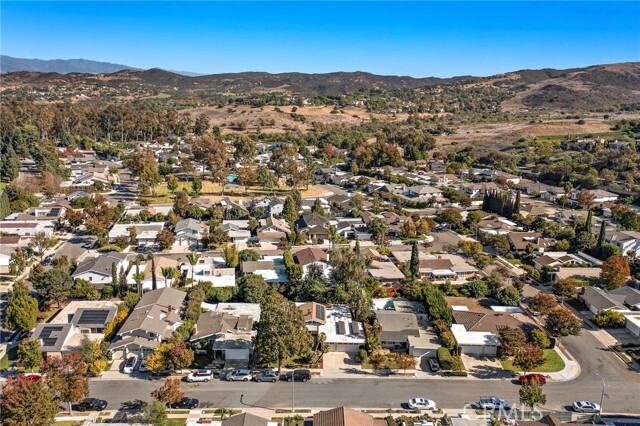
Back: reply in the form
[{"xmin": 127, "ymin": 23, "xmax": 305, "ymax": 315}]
[
  {"xmin": 584, "ymin": 209, "xmax": 593, "ymax": 234},
  {"xmin": 111, "ymin": 262, "xmax": 118, "ymax": 288},
  {"xmin": 410, "ymin": 242, "xmax": 420, "ymax": 280},
  {"xmin": 291, "ymin": 189, "xmax": 302, "ymax": 212},
  {"xmin": 596, "ymin": 220, "xmax": 606, "ymax": 257},
  {"xmin": 514, "ymin": 191, "xmax": 521, "ymax": 214},
  {"xmin": 150, "ymin": 255, "xmax": 157, "ymax": 290},
  {"xmin": 282, "ymin": 196, "xmax": 298, "ymax": 225}
]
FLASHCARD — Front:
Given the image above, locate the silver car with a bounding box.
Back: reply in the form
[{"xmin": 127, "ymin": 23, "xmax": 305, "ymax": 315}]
[
  {"xmin": 227, "ymin": 369, "xmax": 252, "ymax": 382},
  {"xmin": 187, "ymin": 370, "xmax": 213, "ymax": 383}
]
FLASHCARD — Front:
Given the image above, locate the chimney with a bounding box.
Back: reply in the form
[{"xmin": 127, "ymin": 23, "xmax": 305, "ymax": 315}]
[
  {"xmin": 192, "ymin": 323, "xmax": 198, "ymax": 336},
  {"xmin": 167, "ymin": 305, "xmax": 173, "ymax": 314}
]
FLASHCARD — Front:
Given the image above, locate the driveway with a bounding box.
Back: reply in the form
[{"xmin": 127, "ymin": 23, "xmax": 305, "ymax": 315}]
[
  {"xmin": 461, "ymin": 355, "xmax": 512, "ymax": 380},
  {"xmin": 321, "ymin": 352, "xmax": 364, "ymax": 376}
]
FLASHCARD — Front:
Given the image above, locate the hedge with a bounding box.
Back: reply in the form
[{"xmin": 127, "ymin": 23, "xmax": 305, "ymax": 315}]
[
  {"xmin": 437, "ymin": 347, "xmax": 453, "ymax": 370},
  {"xmin": 443, "ymin": 371, "xmax": 468, "ymax": 377},
  {"xmin": 97, "ymin": 244, "xmax": 123, "ymax": 253}
]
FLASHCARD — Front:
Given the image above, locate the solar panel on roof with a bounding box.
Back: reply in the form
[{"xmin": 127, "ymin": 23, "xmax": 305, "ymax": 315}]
[
  {"xmin": 337, "ymin": 321, "xmax": 347, "ymax": 335},
  {"xmin": 352, "ymin": 321, "xmax": 361, "ymax": 334},
  {"xmin": 316, "ymin": 304, "xmax": 326, "ymax": 321},
  {"xmin": 40, "ymin": 326, "xmax": 64, "ymax": 346},
  {"xmin": 77, "ymin": 309, "xmax": 110, "ymax": 325}
]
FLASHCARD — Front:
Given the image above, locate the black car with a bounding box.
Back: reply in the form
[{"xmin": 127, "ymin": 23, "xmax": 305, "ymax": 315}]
[
  {"xmin": 121, "ymin": 400, "xmax": 147, "ymax": 410},
  {"xmin": 282, "ymin": 369, "xmax": 311, "ymax": 382},
  {"xmin": 254, "ymin": 371, "xmax": 279, "ymax": 383},
  {"xmin": 77, "ymin": 398, "xmax": 108, "ymax": 412},
  {"xmin": 428, "ymin": 358, "xmax": 441, "ymax": 372},
  {"xmin": 169, "ymin": 397, "xmax": 199, "ymax": 409}
]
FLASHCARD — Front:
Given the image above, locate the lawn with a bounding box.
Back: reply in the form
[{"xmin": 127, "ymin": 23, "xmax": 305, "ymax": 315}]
[
  {"xmin": 501, "ymin": 349, "xmax": 565, "ymax": 373},
  {"xmin": 0, "ymin": 345, "xmax": 18, "ymax": 370},
  {"xmin": 54, "ymin": 422, "xmax": 82, "ymax": 426},
  {"xmin": 166, "ymin": 419, "xmax": 187, "ymax": 426}
]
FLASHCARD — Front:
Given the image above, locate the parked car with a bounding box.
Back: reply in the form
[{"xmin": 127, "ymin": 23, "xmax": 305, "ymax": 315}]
[
  {"xmin": 77, "ymin": 398, "xmax": 108, "ymax": 412},
  {"xmin": 121, "ymin": 400, "xmax": 147, "ymax": 410},
  {"xmin": 18, "ymin": 373, "xmax": 42, "ymax": 383},
  {"xmin": 519, "ymin": 374, "xmax": 547, "ymax": 385},
  {"xmin": 478, "ymin": 397, "xmax": 510, "ymax": 411},
  {"xmin": 122, "ymin": 355, "xmax": 138, "ymax": 374},
  {"xmin": 226, "ymin": 369, "xmax": 253, "ymax": 382},
  {"xmin": 169, "ymin": 397, "xmax": 199, "ymax": 409},
  {"xmin": 254, "ymin": 371, "xmax": 279, "ymax": 383},
  {"xmin": 187, "ymin": 370, "xmax": 214, "ymax": 383},
  {"xmin": 428, "ymin": 358, "xmax": 440, "ymax": 372},
  {"xmin": 283, "ymin": 369, "xmax": 311, "ymax": 382},
  {"xmin": 138, "ymin": 359, "xmax": 148, "ymax": 372},
  {"xmin": 408, "ymin": 398, "xmax": 436, "ymax": 410},
  {"xmin": 572, "ymin": 401, "xmax": 601, "ymax": 413}
]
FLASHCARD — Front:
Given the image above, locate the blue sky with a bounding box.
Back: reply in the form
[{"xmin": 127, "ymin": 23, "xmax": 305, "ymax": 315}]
[{"xmin": 2, "ymin": 2, "xmax": 639, "ymax": 77}]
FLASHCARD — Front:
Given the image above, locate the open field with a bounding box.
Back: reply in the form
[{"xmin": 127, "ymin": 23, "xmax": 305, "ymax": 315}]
[
  {"xmin": 181, "ymin": 104, "xmax": 438, "ymax": 135},
  {"xmin": 435, "ymin": 117, "xmax": 615, "ymax": 152}
]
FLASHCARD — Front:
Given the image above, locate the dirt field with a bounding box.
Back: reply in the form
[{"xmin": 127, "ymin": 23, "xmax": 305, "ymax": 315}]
[
  {"xmin": 181, "ymin": 104, "xmax": 435, "ymax": 134},
  {"xmin": 434, "ymin": 117, "xmax": 614, "ymax": 152}
]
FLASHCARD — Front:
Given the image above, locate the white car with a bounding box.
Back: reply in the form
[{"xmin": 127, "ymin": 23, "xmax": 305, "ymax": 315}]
[
  {"xmin": 122, "ymin": 355, "xmax": 138, "ymax": 374},
  {"xmin": 572, "ymin": 401, "xmax": 601, "ymax": 413},
  {"xmin": 408, "ymin": 398, "xmax": 436, "ymax": 410},
  {"xmin": 187, "ymin": 370, "xmax": 214, "ymax": 383}
]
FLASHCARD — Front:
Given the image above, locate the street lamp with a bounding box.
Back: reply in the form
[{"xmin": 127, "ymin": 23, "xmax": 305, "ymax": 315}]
[
  {"xmin": 596, "ymin": 373, "xmax": 605, "ymax": 421},
  {"xmin": 291, "ymin": 368, "xmax": 296, "ymax": 414}
]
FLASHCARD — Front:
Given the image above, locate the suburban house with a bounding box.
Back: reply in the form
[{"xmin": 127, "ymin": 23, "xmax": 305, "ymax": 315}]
[
  {"xmin": 108, "ymin": 222, "xmax": 165, "ymax": 246},
  {"xmin": 309, "ymin": 407, "xmax": 387, "ymax": 426},
  {"xmin": 366, "ymin": 249, "xmax": 406, "ymax": 282},
  {"xmin": 295, "ymin": 213, "xmax": 331, "ymax": 242},
  {"xmin": 418, "ymin": 254, "xmax": 479, "ymax": 283},
  {"xmin": 190, "ymin": 310, "xmax": 256, "ymax": 367},
  {"xmin": 570, "ymin": 189, "xmax": 619, "ymax": 205},
  {"xmin": 293, "ymin": 247, "xmax": 331, "ymax": 278},
  {"xmin": 507, "ymin": 232, "xmax": 555, "ymax": 253},
  {"xmin": 126, "ymin": 255, "xmax": 182, "ymax": 291},
  {"xmin": 72, "ymin": 253, "xmax": 130, "ymax": 289},
  {"xmin": 0, "ymin": 221, "xmax": 51, "ymax": 237},
  {"xmin": 180, "ymin": 255, "xmax": 236, "ymax": 287},
  {"xmin": 193, "ymin": 302, "xmax": 262, "ymax": 367},
  {"xmin": 298, "ymin": 303, "xmax": 365, "ymax": 353},
  {"xmin": 372, "ymin": 310, "xmax": 438, "ymax": 357},
  {"xmin": 174, "ymin": 218, "xmax": 207, "ymax": 246},
  {"xmin": 406, "ymin": 185, "xmax": 443, "ymax": 201},
  {"xmin": 257, "ymin": 215, "xmax": 290, "ymax": 244},
  {"xmin": 532, "ymin": 252, "xmax": 598, "ymax": 270},
  {"xmin": 108, "ymin": 287, "xmax": 187, "ymax": 360},
  {"xmin": 549, "ymin": 267, "xmax": 601, "ymax": 283},
  {"xmin": 451, "ymin": 308, "xmax": 528, "ymax": 356},
  {"xmin": 477, "ymin": 218, "xmax": 518, "ymax": 235},
  {"xmin": 606, "ymin": 230, "xmax": 640, "ymax": 259},
  {"xmin": 219, "ymin": 222, "xmax": 251, "ymax": 243},
  {"xmin": 241, "ymin": 258, "xmax": 288, "ymax": 283},
  {"xmin": 31, "ymin": 301, "xmax": 118, "ymax": 357},
  {"xmin": 579, "ymin": 286, "xmax": 640, "ymax": 314}
]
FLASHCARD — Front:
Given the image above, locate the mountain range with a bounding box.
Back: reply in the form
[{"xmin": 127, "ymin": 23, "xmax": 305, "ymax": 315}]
[
  {"xmin": 1, "ymin": 56, "xmax": 639, "ymax": 111},
  {"xmin": 0, "ymin": 55, "xmax": 202, "ymax": 77}
]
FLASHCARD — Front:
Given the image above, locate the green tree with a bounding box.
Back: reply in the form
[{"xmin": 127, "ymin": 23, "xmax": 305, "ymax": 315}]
[
  {"xmin": 9, "ymin": 250, "xmax": 27, "ymax": 275},
  {"xmin": 222, "ymin": 243, "xmax": 239, "ymax": 268},
  {"xmin": 592, "ymin": 310, "xmax": 626, "ymax": 328},
  {"xmin": 467, "ymin": 279, "xmax": 488, "ymax": 299},
  {"xmin": 237, "ymin": 274, "xmax": 270, "ymax": 304},
  {"xmin": 191, "ymin": 177, "xmax": 202, "ymax": 196},
  {"xmin": 32, "ymin": 268, "xmax": 73, "ymax": 307},
  {"xmin": 166, "ymin": 174, "xmax": 179, "ymax": 193},
  {"xmin": 27, "ymin": 231, "xmax": 55, "ymax": 262},
  {"xmin": 545, "ymin": 307, "xmax": 581, "ymax": 338},
  {"xmin": 311, "ymin": 198, "xmax": 325, "ymax": 215},
  {"xmin": 498, "ymin": 327, "xmax": 526, "ymax": 357},
  {"xmin": 5, "ymin": 280, "xmax": 38, "ymax": 332},
  {"xmin": 144, "ymin": 400, "xmax": 169, "ymax": 426},
  {"xmin": 529, "ymin": 329, "xmax": 550, "ymax": 349},
  {"xmin": 161, "ymin": 266, "xmax": 178, "ymax": 288},
  {"xmin": 0, "ymin": 376, "xmax": 59, "ymax": 426},
  {"xmin": 409, "ymin": 242, "xmax": 420, "ymax": 280},
  {"xmin": 186, "ymin": 252, "xmax": 201, "ymax": 286},
  {"xmin": 519, "ymin": 379, "xmax": 547, "ymax": 411},
  {"xmin": 255, "ymin": 291, "xmax": 313, "ymax": 373},
  {"xmin": 17, "ymin": 338, "xmax": 43, "ymax": 372},
  {"xmin": 595, "ymin": 220, "xmax": 606, "ymax": 258},
  {"xmin": 496, "ymin": 286, "xmax": 520, "ymax": 306},
  {"xmin": 552, "ymin": 279, "xmax": 578, "ymax": 304},
  {"xmin": 155, "ymin": 228, "xmax": 175, "ymax": 250},
  {"xmin": 282, "ymin": 196, "xmax": 298, "ymax": 225}
]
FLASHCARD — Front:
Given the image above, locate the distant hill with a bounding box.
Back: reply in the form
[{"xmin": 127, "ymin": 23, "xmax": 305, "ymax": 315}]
[
  {"xmin": 0, "ymin": 55, "xmax": 203, "ymax": 77},
  {"xmin": 2, "ymin": 59, "xmax": 639, "ymax": 110},
  {"xmin": 0, "ymin": 55, "xmax": 140, "ymax": 74}
]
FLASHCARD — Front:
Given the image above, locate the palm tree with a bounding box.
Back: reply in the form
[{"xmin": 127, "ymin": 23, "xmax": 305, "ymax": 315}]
[
  {"xmin": 238, "ymin": 249, "xmax": 260, "ymax": 263},
  {"xmin": 186, "ymin": 252, "xmax": 201, "ymax": 287},
  {"xmin": 161, "ymin": 267, "xmax": 177, "ymax": 288}
]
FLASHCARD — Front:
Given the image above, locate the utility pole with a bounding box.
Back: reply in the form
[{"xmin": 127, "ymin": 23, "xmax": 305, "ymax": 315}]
[
  {"xmin": 291, "ymin": 369, "xmax": 296, "ymax": 414},
  {"xmin": 597, "ymin": 373, "xmax": 605, "ymax": 422}
]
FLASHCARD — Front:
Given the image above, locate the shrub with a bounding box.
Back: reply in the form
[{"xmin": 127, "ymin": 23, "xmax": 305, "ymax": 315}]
[
  {"xmin": 97, "ymin": 244, "xmax": 123, "ymax": 253},
  {"xmin": 592, "ymin": 310, "xmax": 626, "ymax": 328},
  {"xmin": 443, "ymin": 371, "xmax": 468, "ymax": 377},
  {"xmin": 437, "ymin": 347, "xmax": 453, "ymax": 370},
  {"xmin": 439, "ymin": 330, "xmax": 456, "ymax": 351},
  {"xmin": 529, "ymin": 329, "xmax": 551, "ymax": 349},
  {"xmin": 101, "ymin": 285, "xmax": 115, "ymax": 299},
  {"xmin": 450, "ymin": 355, "xmax": 465, "ymax": 371}
]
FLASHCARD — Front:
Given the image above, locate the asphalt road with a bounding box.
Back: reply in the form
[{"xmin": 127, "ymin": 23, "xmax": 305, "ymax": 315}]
[
  {"xmin": 89, "ymin": 328, "xmax": 640, "ymax": 414},
  {"xmin": 54, "ymin": 231, "xmax": 97, "ymax": 261}
]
